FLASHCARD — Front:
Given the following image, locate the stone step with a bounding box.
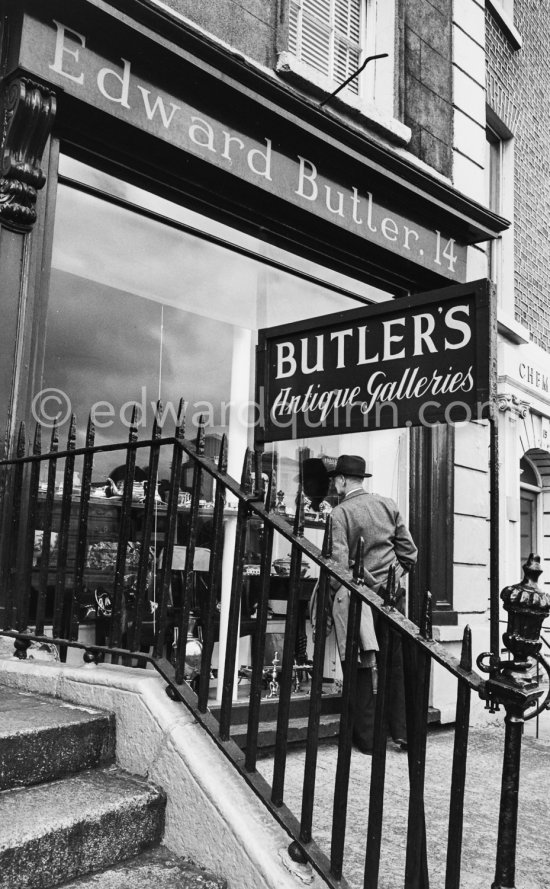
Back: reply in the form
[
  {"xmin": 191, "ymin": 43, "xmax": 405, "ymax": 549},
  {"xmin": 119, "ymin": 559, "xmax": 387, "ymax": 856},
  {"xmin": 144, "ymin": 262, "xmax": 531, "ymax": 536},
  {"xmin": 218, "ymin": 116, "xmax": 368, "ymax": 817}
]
[
  {"xmin": 0, "ymin": 766, "xmax": 166, "ymax": 889},
  {"xmin": 209, "ymin": 690, "xmax": 342, "ymax": 725},
  {"xmin": 230, "ymin": 713, "xmax": 342, "ymax": 750},
  {"xmin": 225, "ymin": 705, "xmax": 441, "ymax": 751},
  {"xmin": 0, "ymin": 686, "xmax": 115, "ymax": 791},
  {"xmin": 55, "ymin": 846, "xmax": 227, "ymax": 888}
]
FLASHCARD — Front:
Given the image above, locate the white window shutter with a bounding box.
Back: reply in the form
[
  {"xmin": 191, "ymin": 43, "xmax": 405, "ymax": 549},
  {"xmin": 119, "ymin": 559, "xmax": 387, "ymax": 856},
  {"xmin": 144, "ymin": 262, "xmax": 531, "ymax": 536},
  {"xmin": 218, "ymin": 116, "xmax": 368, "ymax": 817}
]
[{"xmin": 289, "ymin": 0, "xmax": 363, "ymax": 94}]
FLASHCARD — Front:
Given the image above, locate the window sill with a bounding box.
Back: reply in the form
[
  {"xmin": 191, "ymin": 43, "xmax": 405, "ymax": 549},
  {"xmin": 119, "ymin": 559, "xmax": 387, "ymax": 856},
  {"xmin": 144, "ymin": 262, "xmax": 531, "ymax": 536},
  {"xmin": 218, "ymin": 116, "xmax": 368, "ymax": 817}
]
[
  {"xmin": 497, "ymin": 309, "xmax": 531, "ymax": 345},
  {"xmin": 276, "ymin": 52, "xmax": 411, "ymax": 148},
  {"xmin": 486, "ymin": 0, "xmax": 522, "ymax": 50}
]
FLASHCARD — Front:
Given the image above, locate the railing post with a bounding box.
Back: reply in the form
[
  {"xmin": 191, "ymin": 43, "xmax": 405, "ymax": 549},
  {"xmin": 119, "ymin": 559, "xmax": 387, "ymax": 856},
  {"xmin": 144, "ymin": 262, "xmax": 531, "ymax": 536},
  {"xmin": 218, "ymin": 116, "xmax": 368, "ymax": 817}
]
[
  {"xmin": 480, "ymin": 677, "xmax": 540, "ymax": 889},
  {"xmin": 478, "ymin": 554, "xmax": 550, "ymax": 889}
]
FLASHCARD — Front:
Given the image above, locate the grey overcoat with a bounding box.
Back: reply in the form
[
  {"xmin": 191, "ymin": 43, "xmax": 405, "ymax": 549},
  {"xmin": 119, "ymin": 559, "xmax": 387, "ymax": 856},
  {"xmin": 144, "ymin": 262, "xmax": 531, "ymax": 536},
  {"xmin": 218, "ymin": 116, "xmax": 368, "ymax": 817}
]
[{"xmin": 330, "ymin": 489, "xmax": 418, "ymax": 660}]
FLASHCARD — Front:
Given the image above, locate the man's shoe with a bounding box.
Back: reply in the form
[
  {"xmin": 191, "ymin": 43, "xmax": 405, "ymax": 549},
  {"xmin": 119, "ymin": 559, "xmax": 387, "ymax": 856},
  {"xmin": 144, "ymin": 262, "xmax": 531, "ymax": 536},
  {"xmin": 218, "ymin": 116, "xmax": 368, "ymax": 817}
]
[
  {"xmin": 354, "ymin": 743, "xmax": 373, "ymax": 755},
  {"xmin": 353, "ymin": 735, "xmax": 373, "ymax": 754},
  {"xmin": 393, "ymin": 738, "xmax": 408, "ymax": 752}
]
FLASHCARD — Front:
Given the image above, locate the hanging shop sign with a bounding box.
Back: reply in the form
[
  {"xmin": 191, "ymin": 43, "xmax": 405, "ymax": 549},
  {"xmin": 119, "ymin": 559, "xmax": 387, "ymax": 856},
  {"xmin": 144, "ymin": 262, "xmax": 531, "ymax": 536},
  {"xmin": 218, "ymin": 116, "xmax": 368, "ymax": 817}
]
[
  {"xmin": 256, "ymin": 280, "xmax": 494, "ymax": 442},
  {"xmin": 16, "ymin": 13, "xmax": 467, "ymax": 281}
]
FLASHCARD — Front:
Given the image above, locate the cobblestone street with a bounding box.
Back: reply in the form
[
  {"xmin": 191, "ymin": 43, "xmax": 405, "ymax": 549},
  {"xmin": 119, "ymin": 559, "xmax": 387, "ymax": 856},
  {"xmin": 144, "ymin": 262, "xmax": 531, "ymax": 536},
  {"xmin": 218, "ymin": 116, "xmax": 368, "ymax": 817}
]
[{"xmin": 258, "ymin": 725, "xmax": 550, "ymax": 889}]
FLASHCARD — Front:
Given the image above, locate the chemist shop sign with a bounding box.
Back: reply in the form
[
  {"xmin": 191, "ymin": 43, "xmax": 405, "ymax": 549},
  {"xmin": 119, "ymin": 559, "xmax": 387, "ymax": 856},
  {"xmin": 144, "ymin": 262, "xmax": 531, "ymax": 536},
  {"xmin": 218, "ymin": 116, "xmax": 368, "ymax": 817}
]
[{"xmin": 256, "ymin": 280, "xmax": 494, "ymax": 442}]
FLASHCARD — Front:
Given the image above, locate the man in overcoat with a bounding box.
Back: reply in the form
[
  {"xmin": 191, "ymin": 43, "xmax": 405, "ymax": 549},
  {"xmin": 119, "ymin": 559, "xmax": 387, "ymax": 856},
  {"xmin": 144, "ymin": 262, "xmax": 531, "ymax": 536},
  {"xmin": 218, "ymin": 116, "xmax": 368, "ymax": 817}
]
[{"xmin": 327, "ymin": 454, "xmax": 418, "ymax": 754}]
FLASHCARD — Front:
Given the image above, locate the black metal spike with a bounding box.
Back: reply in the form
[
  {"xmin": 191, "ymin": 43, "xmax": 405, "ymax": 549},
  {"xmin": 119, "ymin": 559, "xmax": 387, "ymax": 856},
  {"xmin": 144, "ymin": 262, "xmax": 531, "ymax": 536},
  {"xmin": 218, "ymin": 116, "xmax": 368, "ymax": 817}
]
[
  {"xmin": 322, "ymin": 514, "xmax": 333, "ymax": 559},
  {"xmin": 270, "ymin": 450, "xmax": 279, "ymax": 510},
  {"xmin": 49, "ymin": 420, "xmax": 59, "ymax": 453},
  {"xmin": 293, "ymin": 484, "xmax": 305, "ymax": 537},
  {"xmin": 85, "ymin": 413, "xmax": 95, "ymax": 448},
  {"xmin": 67, "ymin": 414, "xmax": 76, "ymax": 449},
  {"xmin": 196, "ymin": 415, "xmax": 205, "ymax": 456},
  {"xmin": 218, "ymin": 434, "xmax": 228, "ymax": 473},
  {"xmin": 264, "ymin": 471, "xmax": 274, "ymax": 514},
  {"xmin": 383, "ymin": 574, "xmax": 393, "ymax": 608},
  {"xmin": 353, "ymin": 537, "xmax": 365, "ymax": 583},
  {"xmin": 16, "ymin": 422, "xmax": 26, "ymax": 457},
  {"xmin": 128, "ymin": 405, "xmax": 138, "ymax": 442},
  {"xmin": 33, "ymin": 423, "xmax": 42, "ymax": 456},
  {"xmin": 241, "ymin": 448, "xmax": 253, "ymax": 494},
  {"xmin": 384, "ymin": 561, "xmax": 395, "ymax": 607},
  {"xmin": 254, "ymin": 447, "xmax": 264, "ymax": 499},
  {"xmin": 152, "ymin": 401, "xmax": 163, "ymax": 439},
  {"xmin": 421, "ymin": 590, "xmax": 433, "ymax": 640},
  {"xmin": 176, "ymin": 398, "xmax": 186, "ymax": 439},
  {"xmin": 460, "ymin": 625, "xmax": 472, "ymax": 671}
]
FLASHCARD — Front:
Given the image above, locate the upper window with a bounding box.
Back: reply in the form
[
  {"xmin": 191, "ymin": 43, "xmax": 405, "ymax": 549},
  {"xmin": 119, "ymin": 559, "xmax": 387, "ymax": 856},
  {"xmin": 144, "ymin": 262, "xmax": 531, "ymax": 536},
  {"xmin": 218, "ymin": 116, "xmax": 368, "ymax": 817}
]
[
  {"xmin": 278, "ymin": 0, "xmax": 398, "ymax": 125},
  {"xmin": 485, "ymin": 113, "xmax": 514, "ymax": 313},
  {"xmin": 289, "ymin": 0, "xmax": 362, "ymax": 97}
]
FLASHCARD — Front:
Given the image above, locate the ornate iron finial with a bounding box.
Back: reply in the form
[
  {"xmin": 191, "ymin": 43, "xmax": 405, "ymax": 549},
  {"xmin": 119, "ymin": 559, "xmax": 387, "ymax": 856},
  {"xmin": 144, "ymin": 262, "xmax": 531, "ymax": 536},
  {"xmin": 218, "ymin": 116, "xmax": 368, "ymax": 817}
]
[
  {"xmin": 478, "ymin": 555, "xmax": 550, "ymax": 693},
  {"xmin": 500, "ymin": 554, "xmax": 550, "ymax": 664}
]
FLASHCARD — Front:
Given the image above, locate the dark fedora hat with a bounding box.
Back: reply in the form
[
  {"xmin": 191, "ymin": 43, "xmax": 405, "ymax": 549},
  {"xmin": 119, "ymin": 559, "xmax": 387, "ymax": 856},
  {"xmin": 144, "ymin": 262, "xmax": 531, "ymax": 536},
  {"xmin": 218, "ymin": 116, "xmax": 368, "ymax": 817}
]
[{"xmin": 327, "ymin": 455, "xmax": 372, "ymax": 478}]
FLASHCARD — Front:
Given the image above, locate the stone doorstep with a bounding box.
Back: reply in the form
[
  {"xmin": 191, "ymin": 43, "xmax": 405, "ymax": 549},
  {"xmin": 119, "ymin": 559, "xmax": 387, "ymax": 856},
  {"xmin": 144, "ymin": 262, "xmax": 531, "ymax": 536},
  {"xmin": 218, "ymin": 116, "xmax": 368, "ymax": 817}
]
[
  {"xmin": 0, "ymin": 686, "xmax": 115, "ymax": 791},
  {"xmin": 214, "ymin": 698, "xmax": 440, "ymax": 750},
  {"xmin": 55, "ymin": 846, "xmax": 228, "ymax": 889},
  {"xmin": 230, "ymin": 713, "xmax": 342, "ymax": 750},
  {"xmin": 0, "ymin": 766, "xmax": 166, "ymax": 889}
]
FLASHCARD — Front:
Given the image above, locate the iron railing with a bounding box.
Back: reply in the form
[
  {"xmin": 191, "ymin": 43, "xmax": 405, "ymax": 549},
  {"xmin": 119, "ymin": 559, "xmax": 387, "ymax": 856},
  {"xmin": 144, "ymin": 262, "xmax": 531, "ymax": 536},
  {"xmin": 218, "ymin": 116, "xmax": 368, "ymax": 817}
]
[{"xmin": 0, "ymin": 402, "xmax": 543, "ymax": 889}]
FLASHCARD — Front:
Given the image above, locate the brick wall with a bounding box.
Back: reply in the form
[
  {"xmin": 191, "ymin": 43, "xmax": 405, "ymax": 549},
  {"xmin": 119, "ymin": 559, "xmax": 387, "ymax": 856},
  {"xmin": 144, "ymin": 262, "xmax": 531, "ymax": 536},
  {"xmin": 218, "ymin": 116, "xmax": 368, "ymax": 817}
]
[
  {"xmin": 402, "ymin": 0, "xmax": 454, "ymax": 177},
  {"xmin": 486, "ymin": 2, "xmax": 550, "ymax": 353}
]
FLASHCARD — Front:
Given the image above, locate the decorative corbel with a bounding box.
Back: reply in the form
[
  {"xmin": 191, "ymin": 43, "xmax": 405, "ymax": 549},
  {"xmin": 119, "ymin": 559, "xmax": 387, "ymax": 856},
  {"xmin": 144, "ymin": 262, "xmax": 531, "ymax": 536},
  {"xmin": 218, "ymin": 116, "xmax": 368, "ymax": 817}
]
[
  {"xmin": 0, "ymin": 75, "xmax": 56, "ymax": 231},
  {"xmin": 496, "ymin": 392, "xmax": 530, "ymax": 420}
]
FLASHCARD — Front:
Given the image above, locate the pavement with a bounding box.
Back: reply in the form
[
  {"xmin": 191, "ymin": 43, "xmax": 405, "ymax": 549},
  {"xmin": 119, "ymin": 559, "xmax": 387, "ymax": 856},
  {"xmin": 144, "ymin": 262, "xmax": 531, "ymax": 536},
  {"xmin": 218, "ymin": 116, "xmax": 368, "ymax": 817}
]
[{"xmin": 257, "ymin": 722, "xmax": 550, "ymax": 889}]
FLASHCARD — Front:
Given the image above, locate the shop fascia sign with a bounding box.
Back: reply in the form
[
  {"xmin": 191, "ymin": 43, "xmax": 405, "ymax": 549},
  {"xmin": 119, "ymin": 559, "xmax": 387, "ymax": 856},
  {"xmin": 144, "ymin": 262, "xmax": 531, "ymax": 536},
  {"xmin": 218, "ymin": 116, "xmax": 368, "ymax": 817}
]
[
  {"xmin": 256, "ymin": 280, "xmax": 494, "ymax": 442},
  {"xmin": 19, "ymin": 16, "xmax": 467, "ymax": 281}
]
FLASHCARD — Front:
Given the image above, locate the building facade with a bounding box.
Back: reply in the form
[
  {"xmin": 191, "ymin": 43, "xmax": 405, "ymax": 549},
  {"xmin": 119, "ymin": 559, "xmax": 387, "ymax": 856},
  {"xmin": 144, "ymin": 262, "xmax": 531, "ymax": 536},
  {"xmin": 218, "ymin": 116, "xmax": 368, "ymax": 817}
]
[
  {"xmin": 485, "ymin": 1, "xmax": 550, "ymax": 603},
  {"xmin": 3, "ymin": 0, "xmax": 546, "ymax": 718}
]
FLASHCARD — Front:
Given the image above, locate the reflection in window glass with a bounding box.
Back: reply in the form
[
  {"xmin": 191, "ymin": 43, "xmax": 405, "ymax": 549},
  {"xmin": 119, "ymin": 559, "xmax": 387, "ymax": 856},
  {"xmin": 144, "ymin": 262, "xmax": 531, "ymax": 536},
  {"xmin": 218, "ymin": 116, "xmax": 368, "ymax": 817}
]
[{"xmin": 42, "ymin": 156, "xmax": 396, "ymax": 494}]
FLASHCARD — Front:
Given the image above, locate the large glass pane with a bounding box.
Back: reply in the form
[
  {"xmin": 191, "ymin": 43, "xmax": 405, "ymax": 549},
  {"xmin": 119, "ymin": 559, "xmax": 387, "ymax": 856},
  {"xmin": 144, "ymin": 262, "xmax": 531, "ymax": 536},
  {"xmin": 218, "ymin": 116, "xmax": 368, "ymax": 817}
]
[{"xmin": 39, "ymin": 156, "xmax": 392, "ymax": 487}]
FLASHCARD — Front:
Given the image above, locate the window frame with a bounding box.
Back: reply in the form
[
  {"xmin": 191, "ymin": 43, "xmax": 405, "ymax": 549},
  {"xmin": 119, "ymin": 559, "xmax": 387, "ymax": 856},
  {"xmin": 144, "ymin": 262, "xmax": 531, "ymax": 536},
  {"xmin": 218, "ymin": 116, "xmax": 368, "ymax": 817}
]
[
  {"xmin": 277, "ymin": 0, "xmax": 398, "ymax": 125},
  {"xmin": 288, "ymin": 0, "xmax": 364, "ymax": 98},
  {"xmin": 520, "ymin": 455, "xmax": 543, "ymax": 563},
  {"xmin": 485, "ymin": 110, "xmax": 515, "ymax": 315}
]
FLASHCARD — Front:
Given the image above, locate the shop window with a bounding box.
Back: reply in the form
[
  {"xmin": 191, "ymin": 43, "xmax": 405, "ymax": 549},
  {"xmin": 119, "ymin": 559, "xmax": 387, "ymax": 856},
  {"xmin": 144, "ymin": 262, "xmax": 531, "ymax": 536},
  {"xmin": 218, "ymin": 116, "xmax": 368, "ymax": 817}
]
[
  {"xmin": 278, "ymin": 0, "xmax": 395, "ymax": 120},
  {"xmin": 485, "ymin": 112, "xmax": 514, "ymax": 314},
  {"xmin": 40, "ymin": 155, "xmax": 393, "ymax": 489}
]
